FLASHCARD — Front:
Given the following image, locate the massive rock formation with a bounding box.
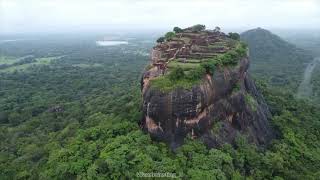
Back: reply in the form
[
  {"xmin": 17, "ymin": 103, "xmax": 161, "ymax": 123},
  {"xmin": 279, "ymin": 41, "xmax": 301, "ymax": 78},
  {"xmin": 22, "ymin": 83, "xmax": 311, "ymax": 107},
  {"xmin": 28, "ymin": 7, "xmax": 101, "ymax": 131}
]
[{"xmin": 140, "ymin": 26, "xmax": 274, "ymax": 149}]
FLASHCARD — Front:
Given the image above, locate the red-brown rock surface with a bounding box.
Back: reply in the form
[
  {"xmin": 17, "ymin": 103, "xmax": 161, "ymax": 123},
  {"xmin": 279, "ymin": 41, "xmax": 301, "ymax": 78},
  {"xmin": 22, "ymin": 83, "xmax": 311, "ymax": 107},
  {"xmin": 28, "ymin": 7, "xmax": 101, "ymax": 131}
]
[{"xmin": 140, "ymin": 27, "xmax": 274, "ymax": 149}]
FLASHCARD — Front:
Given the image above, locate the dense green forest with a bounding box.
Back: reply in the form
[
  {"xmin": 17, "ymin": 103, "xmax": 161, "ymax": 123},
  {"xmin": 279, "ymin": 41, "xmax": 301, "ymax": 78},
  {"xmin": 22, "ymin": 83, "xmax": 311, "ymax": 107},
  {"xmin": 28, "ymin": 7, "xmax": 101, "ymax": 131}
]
[
  {"xmin": 0, "ymin": 32, "xmax": 320, "ymax": 179},
  {"xmin": 241, "ymin": 28, "xmax": 313, "ymax": 90},
  {"xmin": 281, "ymin": 30, "xmax": 320, "ymax": 103},
  {"xmin": 312, "ymin": 65, "xmax": 320, "ymax": 101}
]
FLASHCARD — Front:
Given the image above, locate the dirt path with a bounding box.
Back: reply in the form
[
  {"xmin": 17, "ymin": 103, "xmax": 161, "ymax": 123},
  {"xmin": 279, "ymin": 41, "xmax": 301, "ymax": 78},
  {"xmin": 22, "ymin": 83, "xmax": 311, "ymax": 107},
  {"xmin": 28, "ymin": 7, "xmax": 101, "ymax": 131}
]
[{"xmin": 297, "ymin": 57, "xmax": 320, "ymax": 98}]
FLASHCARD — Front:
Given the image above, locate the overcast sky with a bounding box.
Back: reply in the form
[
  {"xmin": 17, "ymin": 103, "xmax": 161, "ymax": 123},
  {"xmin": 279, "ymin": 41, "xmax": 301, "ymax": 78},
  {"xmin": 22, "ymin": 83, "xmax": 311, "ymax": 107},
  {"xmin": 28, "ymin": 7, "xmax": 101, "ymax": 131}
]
[{"xmin": 1, "ymin": 0, "xmax": 320, "ymax": 34}]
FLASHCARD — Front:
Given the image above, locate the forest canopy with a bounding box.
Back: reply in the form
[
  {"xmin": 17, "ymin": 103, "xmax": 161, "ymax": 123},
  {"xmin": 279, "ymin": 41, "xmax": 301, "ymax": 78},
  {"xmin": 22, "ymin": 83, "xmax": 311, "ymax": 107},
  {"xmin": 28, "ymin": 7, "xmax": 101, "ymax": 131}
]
[{"xmin": 0, "ymin": 32, "xmax": 319, "ymax": 179}]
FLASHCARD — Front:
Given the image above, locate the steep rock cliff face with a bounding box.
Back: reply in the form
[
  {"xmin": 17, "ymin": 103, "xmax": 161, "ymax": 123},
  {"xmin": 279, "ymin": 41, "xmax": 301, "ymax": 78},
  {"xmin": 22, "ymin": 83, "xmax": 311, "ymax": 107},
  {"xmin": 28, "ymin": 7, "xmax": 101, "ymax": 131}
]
[
  {"xmin": 141, "ymin": 56, "xmax": 274, "ymax": 149},
  {"xmin": 140, "ymin": 27, "xmax": 274, "ymax": 149}
]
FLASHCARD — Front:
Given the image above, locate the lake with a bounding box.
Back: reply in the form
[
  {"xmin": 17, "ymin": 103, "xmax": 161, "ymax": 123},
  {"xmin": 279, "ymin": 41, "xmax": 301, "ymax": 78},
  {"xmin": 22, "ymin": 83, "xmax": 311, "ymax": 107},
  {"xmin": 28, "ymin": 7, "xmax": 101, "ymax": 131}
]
[{"xmin": 96, "ymin": 40, "xmax": 128, "ymax": 46}]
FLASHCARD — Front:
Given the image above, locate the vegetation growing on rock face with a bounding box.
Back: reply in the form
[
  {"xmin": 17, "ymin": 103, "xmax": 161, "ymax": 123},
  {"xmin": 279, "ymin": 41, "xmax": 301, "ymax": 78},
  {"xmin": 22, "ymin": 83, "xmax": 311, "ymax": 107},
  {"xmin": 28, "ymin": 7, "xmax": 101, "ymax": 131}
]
[
  {"xmin": 228, "ymin": 32, "xmax": 240, "ymax": 40},
  {"xmin": 232, "ymin": 82, "xmax": 241, "ymax": 94},
  {"xmin": 168, "ymin": 66, "xmax": 185, "ymax": 81},
  {"xmin": 164, "ymin": 32, "xmax": 176, "ymax": 41},
  {"xmin": 156, "ymin": 36, "xmax": 165, "ymax": 43},
  {"xmin": 150, "ymin": 66, "xmax": 204, "ymax": 92},
  {"xmin": 201, "ymin": 60, "xmax": 216, "ymax": 74},
  {"xmin": 173, "ymin": 27, "xmax": 183, "ymax": 33},
  {"xmin": 191, "ymin": 24, "xmax": 206, "ymax": 32},
  {"xmin": 245, "ymin": 93, "xmax": 258, "ymax": 111}
]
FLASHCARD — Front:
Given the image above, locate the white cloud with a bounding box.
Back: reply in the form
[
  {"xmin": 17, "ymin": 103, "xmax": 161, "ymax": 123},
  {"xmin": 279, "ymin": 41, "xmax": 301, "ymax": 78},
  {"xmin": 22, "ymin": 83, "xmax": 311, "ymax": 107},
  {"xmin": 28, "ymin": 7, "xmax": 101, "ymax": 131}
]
[{"xmin": 1, "ymin": 0, "xmax": 319, "ymax": 33}]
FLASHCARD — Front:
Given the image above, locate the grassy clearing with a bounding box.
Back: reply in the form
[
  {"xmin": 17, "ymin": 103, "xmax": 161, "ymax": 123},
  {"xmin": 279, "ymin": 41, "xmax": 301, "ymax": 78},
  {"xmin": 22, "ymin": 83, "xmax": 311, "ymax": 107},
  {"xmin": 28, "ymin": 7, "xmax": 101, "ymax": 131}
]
[
  {"xmin": 185, "ymin": 59, "xmax": 203, "ymax": 63},
  {"xmin": 72, "ymin": 63, "xmax": 103, "ymax": 68},
  {"xmin": 0, "ymin": 56, "xmax": 61, "ymax": 73},
  {"xmin": 0, "ymin": 56, "xmax": 20, "ymax": 65},
  {"xmin": 167, "ymin": 61, "xmax": 200, "ymax": 70},
  {"xmin": 35, "ymin": 57, "xmax": 57, "ymax": 64},
  {"xmin": 211, "ymin": 41, "xmax": 228, "ymax": 46},
  {"xmin": 208, "ymin": 44, "xmax": 226, "ymax": 49},
  {"xmin": 150, "ymin": 75, "xmax": 201, "ymax": 92},
  {"xmin": 186, "ymin": 59, "xmax": 201, "ymax": 63}
]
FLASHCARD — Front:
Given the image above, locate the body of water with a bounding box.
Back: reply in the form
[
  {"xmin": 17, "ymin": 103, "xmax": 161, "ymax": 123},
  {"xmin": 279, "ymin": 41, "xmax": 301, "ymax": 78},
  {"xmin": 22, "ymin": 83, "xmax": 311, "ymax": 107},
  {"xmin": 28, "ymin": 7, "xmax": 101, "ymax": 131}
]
[
  {"xmin": 0, "ymin": 39, "xmax": 23, "ymax": 44},
  {"xmin": 96, "ymin": 40, "xmax": 128, "ymax": 46}
]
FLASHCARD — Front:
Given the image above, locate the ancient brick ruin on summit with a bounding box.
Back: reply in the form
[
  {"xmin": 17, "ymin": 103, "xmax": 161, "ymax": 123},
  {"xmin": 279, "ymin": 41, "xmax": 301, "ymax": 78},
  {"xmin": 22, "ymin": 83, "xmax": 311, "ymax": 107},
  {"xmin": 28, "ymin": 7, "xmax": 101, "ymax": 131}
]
[{"xmin": 150, "ymin": 27, "xmax": 230, "ymax": 76}]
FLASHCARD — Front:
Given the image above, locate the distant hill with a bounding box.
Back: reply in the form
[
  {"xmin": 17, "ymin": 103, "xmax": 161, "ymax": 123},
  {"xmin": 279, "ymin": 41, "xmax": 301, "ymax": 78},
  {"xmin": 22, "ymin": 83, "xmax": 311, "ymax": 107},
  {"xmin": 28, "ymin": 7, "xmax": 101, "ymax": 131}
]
[{"xmin": 241, "ymin": 28, "xmax": 313, "ymax": 90}]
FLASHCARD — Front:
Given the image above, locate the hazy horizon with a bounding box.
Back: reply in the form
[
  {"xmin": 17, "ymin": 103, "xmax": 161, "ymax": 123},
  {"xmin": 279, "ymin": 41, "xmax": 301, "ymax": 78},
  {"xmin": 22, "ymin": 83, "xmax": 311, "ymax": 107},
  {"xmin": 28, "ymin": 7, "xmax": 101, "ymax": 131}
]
[{"xmin": 1, "ymin": 0, "xmax": 320, "ymax": 35}]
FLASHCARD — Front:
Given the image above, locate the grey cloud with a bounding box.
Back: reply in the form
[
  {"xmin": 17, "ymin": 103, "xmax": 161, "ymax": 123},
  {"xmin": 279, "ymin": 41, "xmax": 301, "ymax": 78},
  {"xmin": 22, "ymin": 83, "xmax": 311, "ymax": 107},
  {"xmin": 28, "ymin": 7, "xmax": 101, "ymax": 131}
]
[{"xmin": 1, "ymin": 0, "xmax": 319, "ymax": 34}]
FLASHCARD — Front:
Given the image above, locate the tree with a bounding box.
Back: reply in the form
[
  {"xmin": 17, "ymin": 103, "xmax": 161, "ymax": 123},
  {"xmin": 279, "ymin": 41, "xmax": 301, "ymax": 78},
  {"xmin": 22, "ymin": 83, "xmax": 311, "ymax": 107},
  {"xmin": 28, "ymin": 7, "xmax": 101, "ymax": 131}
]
[
  {"xmin": 214, "ymin": 26, "xmax": 221, "ymax": 32},
  {"xmin": 173, "ymin": 27, "xmax": 183, "ymax": 33},
  {"xmin": 169, "ymin": 67, "xmax": 185, "ymax": 81},
  {"xmin": 165, "ymin": 32, "xmax": 175, "ymax": 40},
  {"xmin": 191, "ymin": 24, "xmax": 206, "ymax": 32},
  {"xmin": 187, "ymin": 67, "xmax": 205, "ymax": 81},
  {"xmin": 0, "ymin": 112, "xmax": 8, "ymax": 123},
  {"xmin": 187, "ymin": 169, "xmax": 227, "ymax": 180},
  {"xmin": 228, "ymin": 32, "xmax": 240, "ymax": 40},
  {"xmin": 201, "ymin": 61, "xmax": 216, "ymax": 74},
  {"xmin": 156, "ymin": 37, "xmax": 165, "ymax": 43}
]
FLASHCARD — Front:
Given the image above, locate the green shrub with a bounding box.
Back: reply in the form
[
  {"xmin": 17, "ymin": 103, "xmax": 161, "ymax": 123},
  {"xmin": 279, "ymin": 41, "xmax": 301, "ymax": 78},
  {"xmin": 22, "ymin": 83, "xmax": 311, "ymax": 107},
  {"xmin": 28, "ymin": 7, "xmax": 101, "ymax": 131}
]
[
  {"xmin": 217, "ymin": 43, "xmax": 248, "ymax": 66},
  {"xmin": 150, "ymin": 75, "xmax": 201, "ymax": 92},
  {"xmin": 245, "ymin": 93, "xmax": 257, "ymax": 111},
  {"xmin": 156, "ymin": 37, "xmax": 165, "ymax": 43},
  {"xmin": 165, "ymin": 32, "xmax": 176, "ymax": 40},
  {"xmin": 201, "ymin": 61, "xmax": 217, "ymax": 74},
  {"xmin": 240, "ymin": 42, "xmax": 248, "ymax": 49},
  {"xmin": 169, "ymin": 66, "xmax": 185, "ymax": 81},
  {"xmin": 173, "ymin": 27, "xmax": 183, "ymax": 33},
  {"xmin": 150, "ymin": 66, "xmax": 205, "ymax": 92},
  {"xmin": 187, "ymin": 66, "xmax": 206, "ymax": 80},
  {"xmin": 228, "ymin": 32, "xmax": 240, "ymax": 40},
  {"xmin": 232, "ymin": 82, "xmax": 241, "ymax": 94},
  {"xmin": 236, "ymin": 44, "xmax": 247, "ymax": 57},
  {"xmin": 0, "ymin": 112, "xmax": 8, "ymax": 123},
  {"xmin": 220, "ymin": 53, "xmax": 238, "ymax": 66},
  {"xmin": 191, "ymin": 24, "xmax": 206, "ymax": 32}
]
